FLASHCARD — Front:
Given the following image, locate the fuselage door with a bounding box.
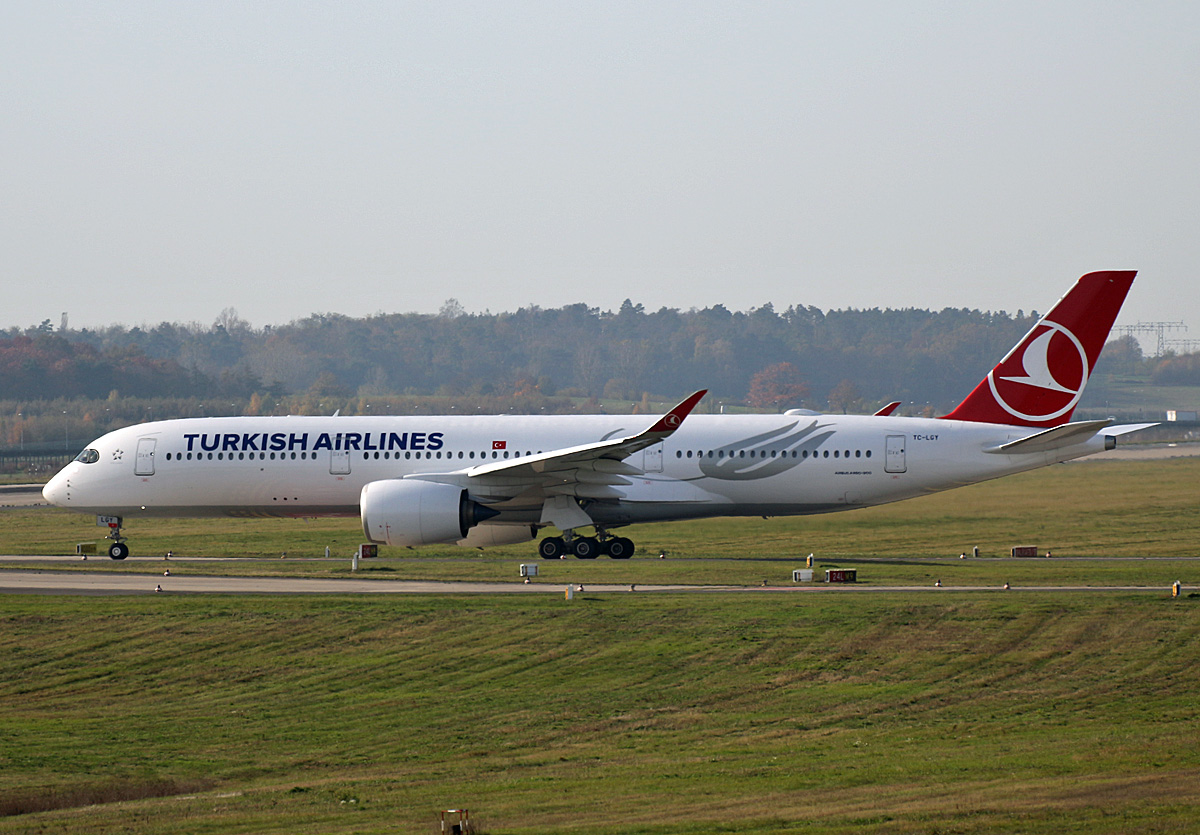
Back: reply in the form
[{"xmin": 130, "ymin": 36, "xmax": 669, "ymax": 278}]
[
  {"xmin": 135, "ymin": 437, "xmax": 156, "ymax": 476},
  {"xmin": 330, "ymin": 449, "xmax": 351, "ymax": 475},
  {"xmin": 885, "ymin": 435, "xmax": 906, "ymax": 473},
  {"xmin": 643, "ymin": 443, "xmax": 664, "ymax": 473}
]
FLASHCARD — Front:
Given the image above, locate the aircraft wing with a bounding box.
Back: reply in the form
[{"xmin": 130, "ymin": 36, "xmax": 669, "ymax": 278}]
[
  {"xmin": 402, "ymin": 390, "xmax": 708, "ymax": 518},
  {"xmin": 464, "ymin": 389, "xmax": 705, "ymax": 477}
]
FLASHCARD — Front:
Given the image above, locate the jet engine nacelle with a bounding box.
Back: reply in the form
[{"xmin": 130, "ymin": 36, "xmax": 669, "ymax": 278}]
[{"xmin": 361, "ymin": 479, "xmax": 497, "ymax": 547}]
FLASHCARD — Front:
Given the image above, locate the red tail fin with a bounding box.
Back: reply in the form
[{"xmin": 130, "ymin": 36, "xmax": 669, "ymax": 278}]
[{"xmin": 940, "ymin": 271, "xmax": 1136, "ymax": 427}]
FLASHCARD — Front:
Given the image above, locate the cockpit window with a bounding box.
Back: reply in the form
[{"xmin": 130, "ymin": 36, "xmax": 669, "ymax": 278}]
[{"xmin": 75, "ymin": 448, "xmax": 100, "ymax": 464}]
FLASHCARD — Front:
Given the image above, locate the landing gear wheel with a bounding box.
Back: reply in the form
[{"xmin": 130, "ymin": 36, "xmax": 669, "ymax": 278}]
[
  {"xmin": 108, "ymin": 542, "xmax": 129, "ymax": 560},
  {"xmin": 571, "ymin": 537, "xmax": 601, "ymax": 559},
  {"xmin": 606, "ymin": 537, "xmax": 635, "ymax": 559},
  {"xmin": 538, "ymin": 537, "xmax": 566, "ymax": 559}
]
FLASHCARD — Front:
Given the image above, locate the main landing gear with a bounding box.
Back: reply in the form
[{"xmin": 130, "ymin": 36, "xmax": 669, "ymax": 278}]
[{"xmin": 538, "ymin": 528, "xmax": 635, "ymax": 560}]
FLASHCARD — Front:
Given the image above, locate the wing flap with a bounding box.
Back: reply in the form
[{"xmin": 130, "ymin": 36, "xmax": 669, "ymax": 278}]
[{"xmin": 545, "ymin": 484, "xmax": 624, "ymax": 499}]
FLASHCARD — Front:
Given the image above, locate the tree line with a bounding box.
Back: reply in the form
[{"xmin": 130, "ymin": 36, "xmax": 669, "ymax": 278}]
[{"xmin": 2, "ymin": 299, "xmax": 1185, "ymax": 428}]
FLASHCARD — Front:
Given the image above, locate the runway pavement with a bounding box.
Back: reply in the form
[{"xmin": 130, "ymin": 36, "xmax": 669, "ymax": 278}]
[
  {"xmin": 0, "ymin": 570, "xmax": 667, "ymax": 595},
  {"xmin": 0, "ymin": 484, "xmax": 46, "ymax": 508},
  {"xmin": 0, "ymin": 566, "xmax": 1183, "ymax": 596}
]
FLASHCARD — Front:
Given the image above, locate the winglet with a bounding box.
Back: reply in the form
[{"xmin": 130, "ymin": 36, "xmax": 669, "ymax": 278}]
[
  {"xmin": 645, "ymin": 390, "xmax": 707, "ymax": 435},
  {"xmin": 874, "ymin": 401, "xmax": 901, "ymax": 417}
]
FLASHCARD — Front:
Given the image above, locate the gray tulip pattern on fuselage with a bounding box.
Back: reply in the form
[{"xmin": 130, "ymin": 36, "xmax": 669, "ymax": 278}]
[{"xmin": 696, "ymin": 420, "xmax": 836, "ymax": 481}]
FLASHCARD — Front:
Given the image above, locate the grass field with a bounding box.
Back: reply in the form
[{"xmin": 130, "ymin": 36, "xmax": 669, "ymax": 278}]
[
  {"xmin": 2, "ymin": 457, "xmax": 1200, "ymax": 833},
  {"xmin": 3, "ymin": 593, "xmax": 1200, "ymax": 834}
]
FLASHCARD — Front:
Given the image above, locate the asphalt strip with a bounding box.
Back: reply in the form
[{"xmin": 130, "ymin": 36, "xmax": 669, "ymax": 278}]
[{"xmin": 0, "ymin": 570, "xmax": 1185, "ymax": 596}]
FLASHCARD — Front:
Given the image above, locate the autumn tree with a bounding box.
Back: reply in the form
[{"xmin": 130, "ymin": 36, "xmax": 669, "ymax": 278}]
[
  {"xmin": 747, "ymin": 362, "xmax": 808, "ymax": 411},
  {"xmin": 827, "ymin": 379, "xmax": 862, "ymax": 414}
]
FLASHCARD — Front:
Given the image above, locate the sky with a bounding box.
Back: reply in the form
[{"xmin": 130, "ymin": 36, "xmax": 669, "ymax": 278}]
[{"xmin": 3, "ymin": 1, "xmax": 1198, "ymax": 347}]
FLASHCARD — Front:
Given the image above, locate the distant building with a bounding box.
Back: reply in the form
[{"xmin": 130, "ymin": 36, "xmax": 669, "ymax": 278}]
[{"xmin": 1166, "ymin": 410, "xmax": 1199, "ymax": 422}]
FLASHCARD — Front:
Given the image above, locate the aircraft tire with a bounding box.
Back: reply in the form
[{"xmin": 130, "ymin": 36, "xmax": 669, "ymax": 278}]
[
  {"xmin": 572, "ymin": 537, "xmax": 601, "ymax": 559},
  {"xmin": 538, "ymin": 537, "xmax": 566, "ymax": 559},
  {"xmin": 108, "ymin": 542, "xmax": 129, "ymax": 560},
  {"xmin": 607, "ymin": 537, "xmax": 634, "ymax": 559}
]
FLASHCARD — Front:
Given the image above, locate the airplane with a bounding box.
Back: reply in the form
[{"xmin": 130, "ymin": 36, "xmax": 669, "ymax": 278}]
[{"xmin": 42, "ymin": 270, "xmax": 1154, "ymax": 561}]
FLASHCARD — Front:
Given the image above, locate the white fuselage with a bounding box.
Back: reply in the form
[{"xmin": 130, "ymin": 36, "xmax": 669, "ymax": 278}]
[{"xmin": 42, "ymin": 412, "xmax": 1109, "ymax": 528}]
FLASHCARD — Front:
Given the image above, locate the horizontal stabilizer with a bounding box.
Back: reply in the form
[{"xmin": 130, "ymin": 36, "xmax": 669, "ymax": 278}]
[
  {"xmin": 985, "ymin": 419, "xmax": 1113, "ymax": 454},
  {"xmin": 1105, "ymin": 423, "xmax": 1159, "ymax": 437}
]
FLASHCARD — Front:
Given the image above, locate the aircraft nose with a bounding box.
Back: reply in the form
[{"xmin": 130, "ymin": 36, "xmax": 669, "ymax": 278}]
[{"xmin": 42, "ymin": 471, "xmax": 69, "ymax": 506}]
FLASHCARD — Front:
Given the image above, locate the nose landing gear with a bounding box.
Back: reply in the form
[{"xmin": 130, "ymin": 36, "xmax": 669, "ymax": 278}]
[{"xmin": 98, "ymin": 515, "xmax": 129, "ymax": 560}]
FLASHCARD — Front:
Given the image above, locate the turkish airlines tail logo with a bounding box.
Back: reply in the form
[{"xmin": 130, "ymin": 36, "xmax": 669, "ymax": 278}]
[
  {"xmin": 988, "ymin": 322, "xmax": 1088, "ymax": 423},
  {"xmin": 942, "ymin": 271, "xmax": 1136, "ymax": 427}
]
